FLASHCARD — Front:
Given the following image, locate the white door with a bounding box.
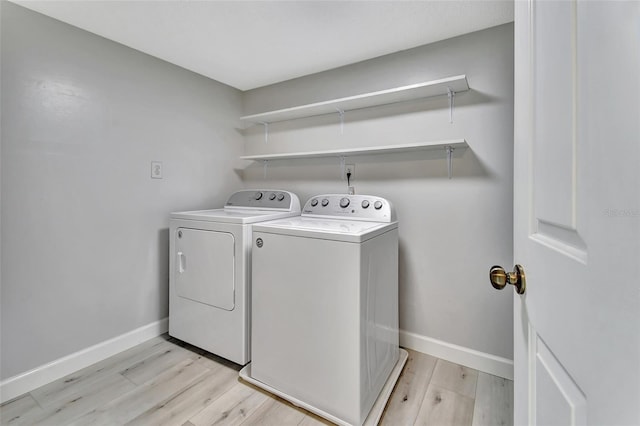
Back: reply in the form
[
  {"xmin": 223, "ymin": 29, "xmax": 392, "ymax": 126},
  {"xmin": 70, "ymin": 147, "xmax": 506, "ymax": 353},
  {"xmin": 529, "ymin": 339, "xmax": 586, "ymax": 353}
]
[
  {"xmin": 175, "ymin": 227, "xmax": 235, "ymax": 311},
  {"xmin": 512, "ymin": 1, "xmax": 640, "ymax": 425}
]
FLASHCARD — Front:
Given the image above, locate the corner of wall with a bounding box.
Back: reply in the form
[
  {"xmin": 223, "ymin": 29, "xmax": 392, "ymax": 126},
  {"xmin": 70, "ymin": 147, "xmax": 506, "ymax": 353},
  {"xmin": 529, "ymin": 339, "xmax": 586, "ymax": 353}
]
[{"xmin": 400, "ymin": 329, "xmax": 513, "ymax": 380}]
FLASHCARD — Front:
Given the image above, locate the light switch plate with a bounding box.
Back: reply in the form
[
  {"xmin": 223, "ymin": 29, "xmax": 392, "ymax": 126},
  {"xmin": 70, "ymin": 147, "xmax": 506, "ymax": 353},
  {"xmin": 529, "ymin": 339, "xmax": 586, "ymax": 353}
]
[{"xmin": 151, "ymin": 161, "xmax": 163, "ymax": 179}]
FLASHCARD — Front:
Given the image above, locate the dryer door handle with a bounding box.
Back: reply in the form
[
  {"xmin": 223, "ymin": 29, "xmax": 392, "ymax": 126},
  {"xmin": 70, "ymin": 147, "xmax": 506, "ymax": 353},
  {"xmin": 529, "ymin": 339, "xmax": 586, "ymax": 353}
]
[{"xmin": 177, "ymin": 252, "xmax": 186, "ymax": 273}]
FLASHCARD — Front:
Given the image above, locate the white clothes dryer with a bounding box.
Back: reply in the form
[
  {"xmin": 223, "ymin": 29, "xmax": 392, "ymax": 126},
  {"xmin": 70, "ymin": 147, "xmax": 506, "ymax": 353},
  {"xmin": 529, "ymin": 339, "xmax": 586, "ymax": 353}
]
[
  {"xmin": 169, "ymin": 190, "xmax": 300, "ymax": 365},
  {"xmin": 240, "ymin": 194, "xmax": 407, "ymax": 426}
]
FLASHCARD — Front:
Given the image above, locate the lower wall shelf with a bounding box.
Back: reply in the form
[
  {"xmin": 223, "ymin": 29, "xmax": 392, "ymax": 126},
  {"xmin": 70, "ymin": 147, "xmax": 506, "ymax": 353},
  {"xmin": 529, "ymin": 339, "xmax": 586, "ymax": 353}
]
[
  {"xmin": 240, "ymin": 139, "xmax": 468, "ymax": 178},
  {"xmin": 240, "ymin": 139, "xmax": 467, "ymax": 161}
]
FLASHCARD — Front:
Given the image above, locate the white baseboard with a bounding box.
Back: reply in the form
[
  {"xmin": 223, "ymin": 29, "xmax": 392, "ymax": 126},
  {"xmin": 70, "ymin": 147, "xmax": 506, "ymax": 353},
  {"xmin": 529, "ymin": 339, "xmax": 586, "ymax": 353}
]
[
  {"xmin": 0, "ymin": 318, "xmax": 169, "ymax": 404},
  {"xmin": 1, "ymin": 323, "xmax": 511, "ymax": 404},
  {"xmin": 400, "ymin": 329, "xmax": 514, "ymax": 380}
]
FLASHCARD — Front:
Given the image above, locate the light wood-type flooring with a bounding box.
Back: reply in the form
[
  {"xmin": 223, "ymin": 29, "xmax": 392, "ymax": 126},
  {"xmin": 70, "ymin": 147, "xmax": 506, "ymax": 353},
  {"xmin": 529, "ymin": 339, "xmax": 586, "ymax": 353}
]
[{"xmin": 1, "ymin": 334, "xmax": 512, "ymax": 426}]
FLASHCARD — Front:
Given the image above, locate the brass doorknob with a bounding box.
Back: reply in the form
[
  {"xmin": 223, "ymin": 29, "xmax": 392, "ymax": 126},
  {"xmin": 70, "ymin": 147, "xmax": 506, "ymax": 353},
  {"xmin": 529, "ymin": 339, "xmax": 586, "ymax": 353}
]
[{"xmin": 490, "ymin": 265, "xmax": 526, "ymax": 295}]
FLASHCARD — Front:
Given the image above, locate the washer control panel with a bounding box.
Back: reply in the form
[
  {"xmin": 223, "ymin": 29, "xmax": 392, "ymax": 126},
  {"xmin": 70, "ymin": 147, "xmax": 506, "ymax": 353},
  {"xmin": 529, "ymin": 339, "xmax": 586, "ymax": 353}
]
[
  {"xmin": 225, "ymin": 190, "xmax": 301, "ymax": 211},
  {"xmin": 302, "ymin": 194, "xmax": 395, "ymax": 222}
]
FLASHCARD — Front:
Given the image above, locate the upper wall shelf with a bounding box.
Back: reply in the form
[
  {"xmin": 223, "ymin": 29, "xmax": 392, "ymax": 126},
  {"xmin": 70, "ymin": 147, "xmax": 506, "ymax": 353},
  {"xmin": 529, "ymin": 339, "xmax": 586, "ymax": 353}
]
[
  {"xmin": 240, "ymin": 75, "xmax": 469, "ymax": 125},
  {"xmin": 239, "ymin": 139, "xmax": 467, "ymax": 161}
]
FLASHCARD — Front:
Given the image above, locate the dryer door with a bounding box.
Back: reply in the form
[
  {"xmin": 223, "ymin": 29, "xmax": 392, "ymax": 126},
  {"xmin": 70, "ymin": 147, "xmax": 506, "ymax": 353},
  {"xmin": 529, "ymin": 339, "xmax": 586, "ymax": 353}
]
[{"xmin": 175, "ymin": 228, "xmax": 235, "ymax": 311}]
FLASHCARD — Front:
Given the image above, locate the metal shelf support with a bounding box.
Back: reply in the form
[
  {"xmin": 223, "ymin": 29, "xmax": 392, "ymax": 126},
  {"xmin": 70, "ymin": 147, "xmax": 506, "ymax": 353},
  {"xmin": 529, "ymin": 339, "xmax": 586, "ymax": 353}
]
[
  {"xmin": 447, "ymin": 87, "xmax": 456, "ymax": 124},
  {"xmin": 445, "ymin": 145, "xmax": 454, "ymax": 179}
]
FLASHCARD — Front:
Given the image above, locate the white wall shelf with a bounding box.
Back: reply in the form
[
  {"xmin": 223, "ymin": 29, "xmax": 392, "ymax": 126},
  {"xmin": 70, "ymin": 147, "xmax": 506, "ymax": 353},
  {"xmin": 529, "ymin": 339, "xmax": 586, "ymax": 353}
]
[
  {"xmin": 240, "ymin": 139, "xmax": 467, "ymax": 161},
  {"xmin": 240, "ymin": 139, "xmax": 469, "ymax": 179},
  {"xmin": 240, "ymin": 75, "xmax": 469, "ymax": 125},
  {"xmin": 241, "ymin": 139, "xmax": 467, "ymax": 179}
]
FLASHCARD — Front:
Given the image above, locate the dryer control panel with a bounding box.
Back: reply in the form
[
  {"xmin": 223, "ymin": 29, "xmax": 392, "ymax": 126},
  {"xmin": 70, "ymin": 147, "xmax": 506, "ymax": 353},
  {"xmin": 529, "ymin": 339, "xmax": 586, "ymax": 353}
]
[
  {"xmin": 225, "ymin": 190, "xmax": 301, "ymax": 212},
  {"xmin": 302, "ymin": 194, "xmax": 396, "ymax": 222}
]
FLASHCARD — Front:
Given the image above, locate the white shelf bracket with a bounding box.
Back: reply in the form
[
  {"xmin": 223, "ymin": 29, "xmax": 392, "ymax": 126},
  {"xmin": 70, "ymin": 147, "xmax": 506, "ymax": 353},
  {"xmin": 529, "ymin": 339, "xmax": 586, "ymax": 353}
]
[
  {"xmin": 260, "ymin": 122, "xmax": 269, "ymax": 144},
  {"xmin": 447, "ymin": 87, "xmax": 456, "ymax": 123},
  {"xmin": 336, "ymin": 108, "xmax": 345, "ymax": 135},
  {"xmin": 263, "ymin": 160, "xmax": 269, "ymax": 179},
  {"xmin": 445, "ymin": 145, "xmax": 454, "ymax": 179}
]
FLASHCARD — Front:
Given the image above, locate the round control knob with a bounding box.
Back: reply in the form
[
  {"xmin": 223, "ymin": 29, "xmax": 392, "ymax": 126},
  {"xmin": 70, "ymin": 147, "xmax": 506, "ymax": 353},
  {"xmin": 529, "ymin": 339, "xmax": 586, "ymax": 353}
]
[
  {"xmin": 277, "ymin": 193, "xmax": 285, "ymax": 201},
  {"xmin": 310, "ymin": 198, "xmax": 318, "ymax": 207},
  {"xmin": 340, "ymin": 197, "xmax": 350, "ymax": 208},
  {"xmin": 321, "ymin": 199, "xmax": 329, "ymax": 207},
  {"xmin": 361, "ymin": 200, "xmax": 370, "ymax": 209},
  {"xmin": 254, "ymin": 192, "xmax": 263, "ymax": 200},
  {"xmin": 374, "ymin": 200, "xmax": 383, "ymax": 210},
  {"xmin": 268, "ymin": 193, "xmax": 276, "ymax": 200}
]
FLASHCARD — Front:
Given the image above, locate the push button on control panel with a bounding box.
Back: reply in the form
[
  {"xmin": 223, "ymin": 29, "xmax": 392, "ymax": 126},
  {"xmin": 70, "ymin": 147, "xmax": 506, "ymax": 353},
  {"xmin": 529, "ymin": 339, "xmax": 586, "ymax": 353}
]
[
  {"xmin": 254, "ymin": 192, "xmax": 263, "ymax": 200},
  {"xmin": 277, "ymin": 193, "xmax": 285, "ymax": 201},
  {"xmin": 340, "ymin": 197, "xmax": 350, "ymax": 208},
  {"xmin": 374, "ymin": 200, "xmax": 383, "ymax": 210},
  {"xmin": 361, "ymin": 200, "xmax": 370, "ymax": 209},
  {"xmin": 310, "ymin": 198, "xmax": 318, "ymax": 207},
  {"xmin": 321, "ymin": 199, "xmax": 329, "ymax": 207},
  {"xmin": 269, "ymin": 193, "xmax": 276, "ymax": 200}
]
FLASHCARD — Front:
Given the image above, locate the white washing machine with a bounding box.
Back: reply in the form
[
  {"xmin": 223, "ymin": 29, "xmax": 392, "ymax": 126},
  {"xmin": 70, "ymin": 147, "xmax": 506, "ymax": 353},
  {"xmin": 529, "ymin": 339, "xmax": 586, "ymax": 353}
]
[
  {"xmin": 169, "ymin": 189, "xmax": 300, "ymax": 365},
  {"xmin": 240, "ymin": 194, "xmax": 407, "ymax": 426}
]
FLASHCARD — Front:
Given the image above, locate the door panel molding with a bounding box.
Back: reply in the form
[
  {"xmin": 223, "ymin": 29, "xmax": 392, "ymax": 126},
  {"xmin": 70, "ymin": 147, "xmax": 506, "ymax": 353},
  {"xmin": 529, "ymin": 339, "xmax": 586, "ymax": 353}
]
[
  {"xmin": 532, "ymin": 220, "xmax": 587, "ymax": 264},
  {"xmin": 532, "ymin": 0, "xmax": 579, "ymax": 234},
  {"xmin": 535, "ymin": 334, "xmax": 587, "ymax": 426}
]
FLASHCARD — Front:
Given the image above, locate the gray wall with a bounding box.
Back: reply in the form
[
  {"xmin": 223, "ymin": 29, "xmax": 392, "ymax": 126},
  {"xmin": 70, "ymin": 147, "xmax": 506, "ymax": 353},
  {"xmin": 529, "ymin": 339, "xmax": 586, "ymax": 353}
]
[
  {"xmin": 0, "ymin": 2, "xmax": 243, "ymax": 380},
  {"xmin": 1, "ymin": 2, "xmax": 514, "ymax": 382},
  {"xmin": 242, "ymin": 24, "xmax": 514, "ymax": 360}
]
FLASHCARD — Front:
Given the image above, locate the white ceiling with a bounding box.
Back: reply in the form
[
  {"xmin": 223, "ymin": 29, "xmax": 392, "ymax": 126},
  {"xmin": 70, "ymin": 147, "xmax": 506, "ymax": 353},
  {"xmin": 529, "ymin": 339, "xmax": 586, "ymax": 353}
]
[{"xmin": 14, "ymin": 1, "xmax": 514, "ymax": 91}]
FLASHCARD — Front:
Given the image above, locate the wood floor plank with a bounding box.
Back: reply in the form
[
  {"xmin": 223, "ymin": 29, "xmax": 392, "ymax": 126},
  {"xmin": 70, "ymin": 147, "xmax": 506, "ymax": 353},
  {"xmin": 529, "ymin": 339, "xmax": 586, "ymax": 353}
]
[
  {"xmin": 0, "ymin": 393, "xmax": 44, "ymax": 426},
  {"xmin": 165, "ymin": 337, "xmax": 243, "ymax": 378},
  {"xmin": 195, "ymin": 351, "xmax": 243, "ymax": 373},
  {"xmin": 125, "ymin": 363, "xmax": 238, "ymax": 426},
  {"xmin": 31, "ymin": 359, "xmax": 138, "ymax": 410},
  {"xmin": 239, "ymin": 396, "xmax": 306, "ymax": 426},
  {"xmin": 188, "ymin": 381, "xmax": 269, "ymax": 426},
  {"xmin": 471, "ymin": 372, "xmax": 513, "ymax": 426},
  {"xmin": 297, "ymin": 412, "xmax": 334, "ymax": 426},
  {"xmin": 430, "ymin": 359, "xmax": 479, "ymax": 399},
  {"xmin": 68, "ymin": 358, "xmax": 209, "ymax": 426},
  {"xmin": 379, "ymin": 348, "xmax": 437, "ymax": 426},
  {"xmin": 30, "ymin": 335, "xmax": 172, "ymax": 408},
  {"xmin": 120, "ymin": 342, "xmax": 202, "ymax": 386},
  {"xmin": 415, "ymin": 384, "xmax": 475, "ymax": 426},
  {"xmin": 167, "ymin": 338, "xmax": 239, "ymax": 370},
  {"xmin": 28, "ymin": 372, "xmax": 138, "ymax": 426}
]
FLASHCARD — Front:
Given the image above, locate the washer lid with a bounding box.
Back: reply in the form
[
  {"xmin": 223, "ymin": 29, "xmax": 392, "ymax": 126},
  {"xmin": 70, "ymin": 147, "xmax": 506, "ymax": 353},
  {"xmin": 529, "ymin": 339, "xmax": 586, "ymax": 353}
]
[
  {"xmin": 252, "ymin": 216, "xmax": 398, "ymax": 243},
  {"xmin": 170, "ymin": 209, "xmax": 299, "ymax": 224}
]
